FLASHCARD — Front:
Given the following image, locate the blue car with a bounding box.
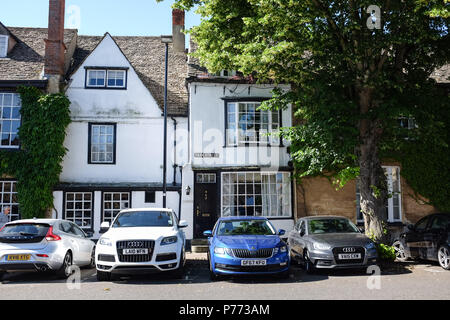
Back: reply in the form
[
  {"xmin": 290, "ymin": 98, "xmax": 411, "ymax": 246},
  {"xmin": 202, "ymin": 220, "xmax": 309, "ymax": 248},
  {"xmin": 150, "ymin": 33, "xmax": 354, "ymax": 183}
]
[{"xmin": 204, "ymin": 216, "xmax": 290, "ymax": 280}]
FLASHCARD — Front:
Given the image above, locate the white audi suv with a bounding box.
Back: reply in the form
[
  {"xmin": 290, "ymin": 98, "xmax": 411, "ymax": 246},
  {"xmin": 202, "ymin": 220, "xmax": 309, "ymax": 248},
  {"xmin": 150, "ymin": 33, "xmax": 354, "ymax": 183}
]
[{"xmin": 95, "ymin": 208, "xmax": 188, "ymax": 281}]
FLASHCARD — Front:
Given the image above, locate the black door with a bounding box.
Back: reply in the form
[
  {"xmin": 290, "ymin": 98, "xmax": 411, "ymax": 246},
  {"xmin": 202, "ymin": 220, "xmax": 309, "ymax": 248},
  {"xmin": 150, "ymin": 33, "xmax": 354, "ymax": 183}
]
[{"xmin": 194, "ymin": 173, "xmax": 218, "ymax": 238}]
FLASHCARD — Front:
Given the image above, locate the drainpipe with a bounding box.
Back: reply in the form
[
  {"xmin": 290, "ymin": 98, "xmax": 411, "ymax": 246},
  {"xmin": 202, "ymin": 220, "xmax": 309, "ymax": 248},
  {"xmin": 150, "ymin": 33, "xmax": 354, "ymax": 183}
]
[
  {"xmin": 171, "ymin": 117, "xmax": 178, "ymax": 186},
  {"xmin": 178, "ymin": 166, "xmax": 183, "ymax": 221}
]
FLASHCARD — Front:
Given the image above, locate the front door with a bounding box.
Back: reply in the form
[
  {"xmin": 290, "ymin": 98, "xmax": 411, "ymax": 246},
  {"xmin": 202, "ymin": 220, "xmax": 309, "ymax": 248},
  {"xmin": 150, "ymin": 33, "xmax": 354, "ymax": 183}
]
[{"xmin": 194, "ymin": 172, "xmax": 218, "ymax": 238}]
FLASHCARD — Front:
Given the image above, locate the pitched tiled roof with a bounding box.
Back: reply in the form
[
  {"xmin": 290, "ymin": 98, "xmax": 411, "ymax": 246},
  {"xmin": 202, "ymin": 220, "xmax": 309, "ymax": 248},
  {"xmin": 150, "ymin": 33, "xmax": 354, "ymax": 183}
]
[
  {"xmin": 71, "ymin": 34, "xmax": 188, "ymax": 116},
  {"xmin": 0, "ymin": 27, "xmax": 77, "ymax": 81}
]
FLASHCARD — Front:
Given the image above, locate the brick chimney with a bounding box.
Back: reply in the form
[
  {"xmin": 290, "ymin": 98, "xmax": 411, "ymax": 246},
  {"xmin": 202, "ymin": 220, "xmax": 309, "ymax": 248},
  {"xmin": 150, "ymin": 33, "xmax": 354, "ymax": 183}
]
[
  {"xmin": 44, "ymin": 0, "xmax": 66, "ymax": 93},
  {"xmin": 172, "ymin": 9, "xmax": 185, "ymax": 53}
]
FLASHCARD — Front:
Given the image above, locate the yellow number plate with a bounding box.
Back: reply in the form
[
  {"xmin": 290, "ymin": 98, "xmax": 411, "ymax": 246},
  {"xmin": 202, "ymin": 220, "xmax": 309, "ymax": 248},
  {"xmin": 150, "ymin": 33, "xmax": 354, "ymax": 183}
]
[{"xmin": 7, "ymin": 255, "xmax": 31, "ymax": 261}]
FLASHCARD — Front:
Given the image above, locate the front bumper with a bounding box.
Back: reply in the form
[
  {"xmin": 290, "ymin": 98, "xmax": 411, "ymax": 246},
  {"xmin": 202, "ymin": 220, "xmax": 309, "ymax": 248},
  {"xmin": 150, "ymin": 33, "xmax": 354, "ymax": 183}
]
[
  {"xmin": 95, "ymin": 241, "xmax": 183, "ymax": 274},
  {"xmin": 308, "ymin": 248, "xmax": 378, "ymax": 269},
  {"xmin": 212, "ymin": 251, "xmax": 290, "ymax": 275}
]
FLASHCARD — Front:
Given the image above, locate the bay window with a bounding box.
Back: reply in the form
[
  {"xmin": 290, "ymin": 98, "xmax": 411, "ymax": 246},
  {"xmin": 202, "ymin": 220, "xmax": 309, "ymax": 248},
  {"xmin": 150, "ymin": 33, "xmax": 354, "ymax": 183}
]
[{"xmin": 221, "ymin": 172, "xmax": 291, "ymax": 218}]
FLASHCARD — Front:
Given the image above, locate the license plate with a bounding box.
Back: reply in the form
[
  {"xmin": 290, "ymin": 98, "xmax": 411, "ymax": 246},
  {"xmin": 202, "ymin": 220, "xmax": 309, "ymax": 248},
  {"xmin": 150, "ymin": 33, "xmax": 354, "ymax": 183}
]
[
  {"xmin": 7, "ymin": 254, "xmax": 31, "ymax": 261},
  {"xmin": 122, "ymin": 249, "xmax": 148, "ymax": 255},
  {"xmin": 338, "ymin": 253, "xmax": 361, "ymax": 260},
  {"xmin": 241, "ymin": 260, "xmax": 267, "ymax": 266}
]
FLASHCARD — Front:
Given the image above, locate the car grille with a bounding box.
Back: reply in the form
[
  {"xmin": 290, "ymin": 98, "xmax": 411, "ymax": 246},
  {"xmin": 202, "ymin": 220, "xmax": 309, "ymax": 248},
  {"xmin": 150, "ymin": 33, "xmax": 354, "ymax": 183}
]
[
  {"xmin": 332, "ymin": 246, "xmax": 365, "ymax": 264},
  {"xmin": 215, "ymin": 263, "xmax": 284, "ymax": 273},
  {"xmin": 116, "ymin": 240, "xmax": 155, "ymax": 263},
  {"xmin": 232, "ymin": 248, "xmax": 273, "ymax": 259}
]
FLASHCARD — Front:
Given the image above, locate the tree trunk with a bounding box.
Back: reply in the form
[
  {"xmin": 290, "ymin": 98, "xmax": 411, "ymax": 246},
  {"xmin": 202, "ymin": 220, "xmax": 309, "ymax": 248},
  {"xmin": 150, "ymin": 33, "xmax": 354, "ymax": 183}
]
[{"xmin": 357, "ymin": 87, "xmax": 389, "ymax": 244}]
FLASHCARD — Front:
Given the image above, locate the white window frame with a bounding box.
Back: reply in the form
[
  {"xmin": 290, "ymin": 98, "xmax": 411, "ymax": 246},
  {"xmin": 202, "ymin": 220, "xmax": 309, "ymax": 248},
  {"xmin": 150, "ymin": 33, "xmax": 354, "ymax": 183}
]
[
  {"xmin": 1, "ymin": 180, "xmax": 19, "ymax": 222},
  {"xmin": 64, "ymin": 192, "xmax": 93, "ymax": 229},
  {"xmin": 226, "ymin": 102, "xmax": 280, "ymax": 146},
  {"xmin": 102, "ymin": 192, "xmax": 130, "ymax": 223},
  {"xmin": 0, "ymin": 35, "xmax": 8, "ymax": 58},
  {"xmin": 106, "ymin": 70, "xmax": 126, "ymax": 88},
  {"xmin": 356, "ymin": 166, "xmax": 402, "ymax": 223},
  {"xmin": 221, "ymin": 172, "xmax": 291, "ymax": 218},
  {"xmin": 0, "ymin": 93, "xmax": 21, "ymax": 149},
  {"xmin": 89, "ymin": 124, "xmax": 115, "ymax": 164},
  {"xmin": 86, "ymin": 69, "xmax": 106, "ymax": 88},
  {"xmin": 196, "ymin": 173, "xmax": 217, "ymax": 184}
]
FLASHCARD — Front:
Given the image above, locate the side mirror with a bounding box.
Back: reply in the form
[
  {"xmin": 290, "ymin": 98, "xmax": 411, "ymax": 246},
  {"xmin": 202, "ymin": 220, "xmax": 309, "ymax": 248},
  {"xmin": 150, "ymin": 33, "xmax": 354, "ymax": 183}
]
[
  {"xmin": 178, "ymin": 220, "xmax": 188, "ymax": 228},
  {"xmin": 203, "ymin": 230, "xmax": 213, "ymax": 237},
  {"xmin": 358, "ymin": 226, "xmax": 365, "ymax": 233},
  {"xmin": 85, "ymin": 230, "xmax": 94, "ymax": 238},
  {"xmin": 407, "ymin": 224, "xmax": 415, "ymax": 231},
  {"xmin": 278, "ymin": 229, "xmax": 286, "ymax": 236},
  {"xmin": 100, "ymin": 221, "xmax": 110, "ymax": 234},
  {"xmin": 299, "ymin": 230, "xmax": 305, "ymax": 237}
]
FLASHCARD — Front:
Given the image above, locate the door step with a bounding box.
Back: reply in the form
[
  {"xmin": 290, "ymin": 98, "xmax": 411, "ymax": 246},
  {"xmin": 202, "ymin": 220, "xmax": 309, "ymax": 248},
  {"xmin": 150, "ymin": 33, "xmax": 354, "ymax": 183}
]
[{"xmin": 191, "ymin": 239, "xmax": 209, "ymax": 253}]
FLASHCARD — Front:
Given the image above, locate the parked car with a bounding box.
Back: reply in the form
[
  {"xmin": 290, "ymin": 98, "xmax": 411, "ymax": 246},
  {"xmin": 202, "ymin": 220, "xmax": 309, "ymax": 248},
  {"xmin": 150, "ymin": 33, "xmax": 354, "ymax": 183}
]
[
  {"xmin": 393, "ymin": 213, "xmax": 450, "ymax": 270},
  {"xmin": 95, "ymin": 208, "xmax": 188, "ymax": 281},
  {"xmin": 204, "ymin": 216, "xmax": 290, "ymax": 280},
  {"xmin": 287, "ymin": 216, "xmax": 378, "ymax": 273},
  {"xmin": 0, "ymin": 219, "xmax": 96, "ymax": 280}
]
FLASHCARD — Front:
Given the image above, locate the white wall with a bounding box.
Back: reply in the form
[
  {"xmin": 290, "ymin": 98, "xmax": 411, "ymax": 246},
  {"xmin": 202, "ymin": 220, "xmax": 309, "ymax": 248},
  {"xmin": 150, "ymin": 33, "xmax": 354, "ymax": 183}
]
[
  {"xmin": 188, "ymin": 82, "xmax": 292, "ymax": 169},
  {"xmin": 61, "ymin": 33, "xmax": 188, "ymax": 184}
]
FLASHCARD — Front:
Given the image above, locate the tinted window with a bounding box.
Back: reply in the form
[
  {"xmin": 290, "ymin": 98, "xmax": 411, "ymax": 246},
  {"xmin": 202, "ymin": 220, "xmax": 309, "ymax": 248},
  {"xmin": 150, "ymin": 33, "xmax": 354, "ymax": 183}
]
[
  {"xmin": 72, "ymin": 224, "xmax": 87, "ymax": 237},
  {"xmin": 431, "ymin": 216, "xmax": 450, "ymax": 230},
  {"xmin": 415, "ymin": 217, "xmax": 430, "ymax": 232},
  {"xmin": 0, "ymin": 223, "xmax": 49, "ymax": 236},
  {"xmin": 112, "ymin": 211, "xmax": 174, "ymax": 228},
  {"xmin": 217, "ymin": 219, "xmax": 276, "ymax": 236},
  {"xmin": 308, "ymin": 218, "xmax": 359, "ymax": 234}
]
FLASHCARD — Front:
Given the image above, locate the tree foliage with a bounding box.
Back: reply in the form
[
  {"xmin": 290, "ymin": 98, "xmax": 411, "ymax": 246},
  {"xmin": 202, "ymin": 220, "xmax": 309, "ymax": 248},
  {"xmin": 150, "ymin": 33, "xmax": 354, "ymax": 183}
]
[
  {"xmin": 0, "ymin": 87, "xmax": 71, "ymax": 218},
  {"xmin": 167, "ymin": 0, "xmax": 449, "ymax": 242}
]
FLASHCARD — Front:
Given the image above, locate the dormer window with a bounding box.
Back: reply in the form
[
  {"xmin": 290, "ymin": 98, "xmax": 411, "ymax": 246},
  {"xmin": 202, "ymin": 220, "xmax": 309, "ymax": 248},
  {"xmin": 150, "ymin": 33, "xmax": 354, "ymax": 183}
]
[
  {"xmin": 85, "ymin": 67, "xmax": 128, "ymax": 89},
  {"xmin": 0, "ymin": 35, "xmax": 8, "ymax": 58}
]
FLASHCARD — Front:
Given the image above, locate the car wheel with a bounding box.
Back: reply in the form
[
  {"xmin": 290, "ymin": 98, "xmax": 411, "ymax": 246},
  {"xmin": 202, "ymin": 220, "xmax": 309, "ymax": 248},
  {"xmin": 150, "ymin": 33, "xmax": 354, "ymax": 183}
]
[
  {"xmin": 393, "ymin": 240, "xmax": 408, "ymax": 262},
  {"xmin": 57, "ymin": 251, "xmax": 73, "ymax": 279},
  {"xmin": 208, "ymin": 252, "xmax": 220, "ymax": 281},
  {"xmin": 97, "ymin": 270, "xmax": 112, "ymax": 281},
  {"xmin": 88, "ymin": 248, "xmax": 96, "ymax": 269},
  {"xmin": 303, "ymin": 251, "xmax": 315, "ymax": 274},
  {"xmin": 437, "ymin": 245, "xmax": 450, "ymax": 270},
  {"xmin": 172, "ymin": 248, "xmax": 186, "ymax": 279}
]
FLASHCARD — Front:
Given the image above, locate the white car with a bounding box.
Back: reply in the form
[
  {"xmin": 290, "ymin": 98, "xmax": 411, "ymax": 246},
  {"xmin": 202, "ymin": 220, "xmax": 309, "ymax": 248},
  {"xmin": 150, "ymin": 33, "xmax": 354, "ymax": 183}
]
[
  {"xmin": 0, "ymin": 219, "xmax": 96, "ymax": 280},
  {"xmin": 95, "ymin": 208, "xmax": 188, "ymax": 281}
]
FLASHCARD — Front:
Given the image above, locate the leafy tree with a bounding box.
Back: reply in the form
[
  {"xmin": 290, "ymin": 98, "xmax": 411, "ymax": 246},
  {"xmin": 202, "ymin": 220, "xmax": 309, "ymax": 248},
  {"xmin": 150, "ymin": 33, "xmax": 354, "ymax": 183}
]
[{"xmin": 165, "ymin": 0, "xmax": 449, "ymax": 243}]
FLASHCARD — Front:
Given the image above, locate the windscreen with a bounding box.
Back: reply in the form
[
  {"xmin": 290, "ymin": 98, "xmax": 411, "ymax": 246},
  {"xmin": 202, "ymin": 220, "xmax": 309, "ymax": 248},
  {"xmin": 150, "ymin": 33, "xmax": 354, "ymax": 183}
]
[
  {"xmin": 217, "ymin": 219, "xmax": 276, "ymax": 236},
  {"xmin": 308, "ymin": 218, "xmax": 359, "ymax": 234},
  {"xmin": 112, "ymin": 211, "xmax": 174, "ymax": 228}
]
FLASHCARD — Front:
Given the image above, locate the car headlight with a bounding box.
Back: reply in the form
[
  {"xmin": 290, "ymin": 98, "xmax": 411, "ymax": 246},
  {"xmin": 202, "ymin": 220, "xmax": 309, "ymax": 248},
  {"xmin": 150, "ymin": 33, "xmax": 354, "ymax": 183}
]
[
  {"xmin": 313, "ymin": 243, "xmax": 331, "ymax": 250},
  {"xmin": 98, "ymin": 237, "xmax": 112, "ymax": 246},
  {"xmin": 365, "ymin": 242, "xmax": 376, "ymax": 250},
  {"xmin": 280, "ymin": 246, "xmax": 287, "ymax": 253},
  {"xmin": 161, "ymin": 236, "xmax": 178, "ymax": 245},
  {"xmin": 214, "ymin": 247, "xmax": 226, "ymax": 255}
]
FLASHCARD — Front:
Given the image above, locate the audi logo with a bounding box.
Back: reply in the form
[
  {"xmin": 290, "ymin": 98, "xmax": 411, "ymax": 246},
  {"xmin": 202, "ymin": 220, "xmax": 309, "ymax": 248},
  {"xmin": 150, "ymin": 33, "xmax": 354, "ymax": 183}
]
[
  {"xmin": 343, "ymin": 247, "xmax": 356, "ymax": 253},
  {"xmin": 127, "ymin": 241, "xmax": 144, "ymax": 248}
]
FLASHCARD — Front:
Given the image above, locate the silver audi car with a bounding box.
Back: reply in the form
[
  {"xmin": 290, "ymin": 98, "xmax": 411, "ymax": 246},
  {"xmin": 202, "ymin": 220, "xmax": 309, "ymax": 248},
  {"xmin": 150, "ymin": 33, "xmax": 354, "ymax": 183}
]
[
  {"xmin": 287, "ymin": 216, "xmax": 378, "ymax": 273},
  {"xmin": 0, "ymin": 219, "xmax": 96, "ymax": 280}
]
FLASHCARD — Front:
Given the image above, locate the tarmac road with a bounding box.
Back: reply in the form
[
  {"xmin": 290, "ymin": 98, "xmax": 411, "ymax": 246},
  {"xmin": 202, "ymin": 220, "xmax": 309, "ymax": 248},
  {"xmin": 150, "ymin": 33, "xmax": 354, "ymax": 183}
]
[{"xmin": 0, "ymin": 253, "xmax": 449, "ymax": 300}]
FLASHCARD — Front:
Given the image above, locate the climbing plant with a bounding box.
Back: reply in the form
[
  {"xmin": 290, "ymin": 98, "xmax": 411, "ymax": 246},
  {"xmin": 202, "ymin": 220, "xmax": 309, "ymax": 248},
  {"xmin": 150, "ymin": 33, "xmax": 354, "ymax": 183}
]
[{"xmin": 0, "ymin": 86, "xmax": 71, "ymax": 219}]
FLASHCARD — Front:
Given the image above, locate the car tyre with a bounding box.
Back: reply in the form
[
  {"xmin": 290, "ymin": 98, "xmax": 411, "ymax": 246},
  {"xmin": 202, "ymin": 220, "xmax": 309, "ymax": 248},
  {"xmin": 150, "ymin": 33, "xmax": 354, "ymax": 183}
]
[
  {"xmin": 87, "ymin": 247, "xmax": 96, "ymax": 269},
  {"xmin": 57, "ymin": 251, "xmax": 73, "ymax": 279},
  {"xmin": 303, "ymin": 250, "xmax": 315, "ymax": 274},
  {"xmin": 208, "ymin": 252, "xmax": 221, "ymax": 281},
  {"xmin": 438, "ymin": 245, "xmax": 450, "ymax": 270},
  {"xmin": 393, "ymin": 240, "xmax": 408, "ymax": 262},
  {"xmin": 97, "ymin": 270, "xmax": 112, "ymax": 281},
  {"xmin": 172, "ymin": 248, "xmax": 186, "ymax": 279}
]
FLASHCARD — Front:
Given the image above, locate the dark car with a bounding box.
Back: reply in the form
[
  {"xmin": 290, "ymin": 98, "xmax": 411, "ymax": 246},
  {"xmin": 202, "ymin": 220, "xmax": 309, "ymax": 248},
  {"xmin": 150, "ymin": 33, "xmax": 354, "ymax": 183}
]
[
  {"xmin": 287, "ymin": 216, "xmax": 378, "ymax": 273},
  {"xmin": 393, "ymin": 213, "xmax": 450, "ymax": 270}
]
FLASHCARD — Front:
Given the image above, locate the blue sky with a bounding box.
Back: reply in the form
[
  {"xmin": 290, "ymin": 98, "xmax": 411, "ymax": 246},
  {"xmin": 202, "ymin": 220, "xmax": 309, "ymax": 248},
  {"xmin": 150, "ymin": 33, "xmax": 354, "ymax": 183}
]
[{"xmin": 0, "ymin": 0, "xmax": 200, "ymax": 37}]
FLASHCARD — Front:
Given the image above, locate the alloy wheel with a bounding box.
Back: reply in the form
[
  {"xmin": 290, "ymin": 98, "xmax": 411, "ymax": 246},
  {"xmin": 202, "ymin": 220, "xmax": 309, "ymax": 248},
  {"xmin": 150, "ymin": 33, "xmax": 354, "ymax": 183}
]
[
  {"xmin": 438, "ymin": 246, "xmax": 450, "ymax": 270},
  {"xmin": 393, "ymin": 241, "xmax": 407, "ymax": 261}
]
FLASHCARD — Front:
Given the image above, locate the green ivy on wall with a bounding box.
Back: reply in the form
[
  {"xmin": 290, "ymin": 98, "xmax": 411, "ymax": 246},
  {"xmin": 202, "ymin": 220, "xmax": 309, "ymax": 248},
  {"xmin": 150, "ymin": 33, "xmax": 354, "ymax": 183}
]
[{"xmin": 0, "ymin": 86, "xmax": 71, "ymax": 219}]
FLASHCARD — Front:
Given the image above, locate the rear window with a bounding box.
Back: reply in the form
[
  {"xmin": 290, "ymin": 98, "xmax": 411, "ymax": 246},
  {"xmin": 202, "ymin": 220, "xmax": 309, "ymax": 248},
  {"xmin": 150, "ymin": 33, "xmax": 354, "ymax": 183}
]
[{"xmin": 0, "ymin": 223, "xmax": 49, "ymax": 237}]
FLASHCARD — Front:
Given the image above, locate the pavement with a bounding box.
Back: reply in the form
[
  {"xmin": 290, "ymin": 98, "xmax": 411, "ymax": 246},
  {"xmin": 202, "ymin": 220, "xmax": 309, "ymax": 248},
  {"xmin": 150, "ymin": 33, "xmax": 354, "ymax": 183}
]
[{"xmin": 1, "ymin": 254, "xmax": 449, "ymax": 300}]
